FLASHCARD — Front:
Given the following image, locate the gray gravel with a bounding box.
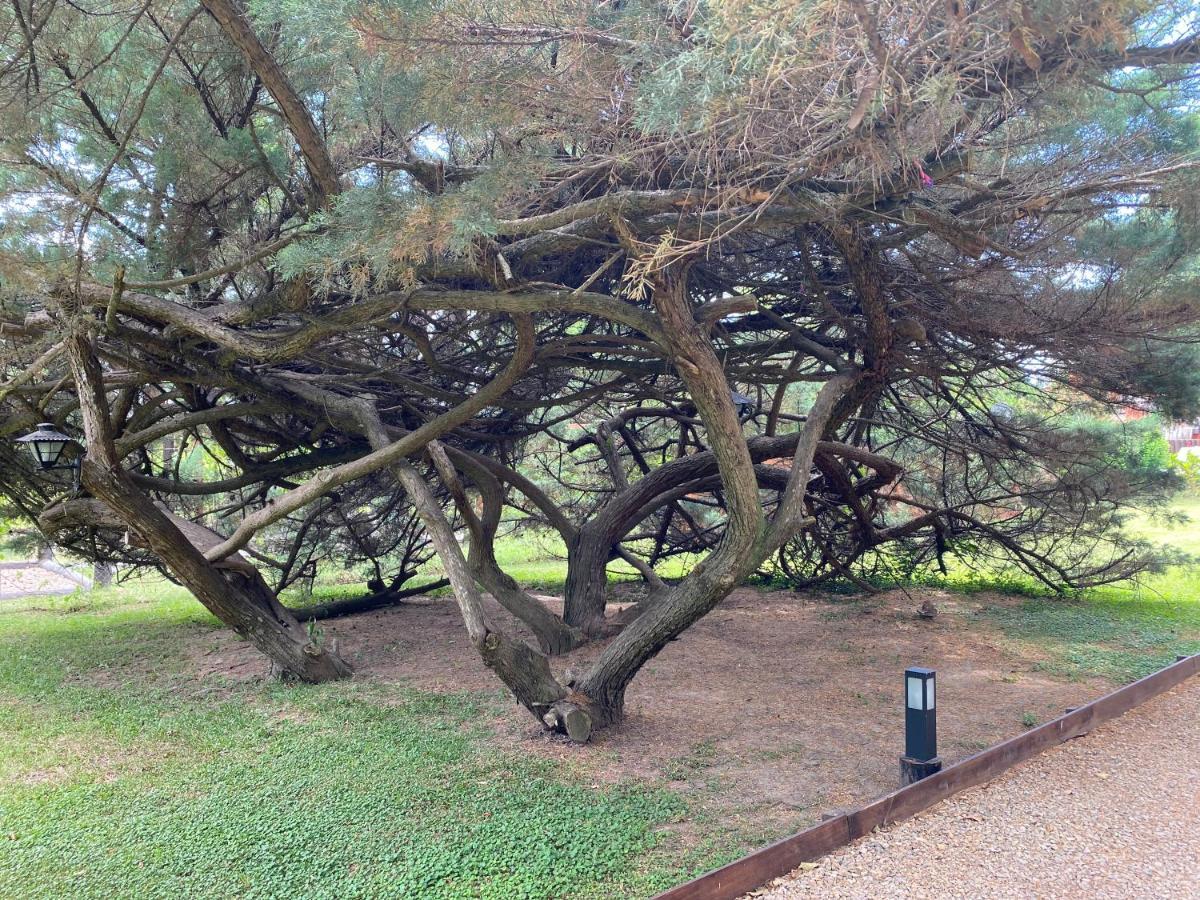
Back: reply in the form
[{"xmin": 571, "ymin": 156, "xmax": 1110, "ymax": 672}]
[
  {"xmin": 756, "ymin": 677, "xmax": 1200, "ymax": 900},
  {"xmin": 0, "ymin": 563, "xmax": 80, "ymax": 599}
]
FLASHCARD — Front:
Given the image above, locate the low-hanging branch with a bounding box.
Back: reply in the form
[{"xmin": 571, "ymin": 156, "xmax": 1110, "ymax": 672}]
[{"xmin": 203, "ymin": 315, "xmax": 535, "ymax": 563}]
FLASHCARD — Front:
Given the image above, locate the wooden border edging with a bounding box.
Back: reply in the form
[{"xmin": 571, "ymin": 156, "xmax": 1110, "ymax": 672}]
[{"xmin": 654, "ymin": 653, "xmax": 1200, "ymax": 900}]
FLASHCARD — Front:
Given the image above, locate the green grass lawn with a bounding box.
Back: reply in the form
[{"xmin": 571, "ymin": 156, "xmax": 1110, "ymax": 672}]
[
  {"xmin": 937, "ymin": 496, "xmax": 1200, "ymax": 683},
  {"xmin": 0, "ymin": 587, "xmax": 731, "ymax": 900},
  {"xmin": 982, "ymin": 585, "xmax": 1200, "ymax": 682},
  {"xmin": 944, "ymin": 496, "xmax": 1200, "ymax": 683}
]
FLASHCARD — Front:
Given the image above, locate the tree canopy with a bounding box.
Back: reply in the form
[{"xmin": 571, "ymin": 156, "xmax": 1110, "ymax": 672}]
[{"xmin": 3, "ymin": 0, "xmax": 1200, "ymax": 738}]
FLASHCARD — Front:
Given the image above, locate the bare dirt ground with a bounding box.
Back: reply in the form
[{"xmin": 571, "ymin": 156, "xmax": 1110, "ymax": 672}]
[
  {"xmin": 181, "ymin": 587, "xmax": 1112, "ymax": 842},
  {"xmin": 756, "ymin": 677, "xmax": 1200, "ymax": 899}
]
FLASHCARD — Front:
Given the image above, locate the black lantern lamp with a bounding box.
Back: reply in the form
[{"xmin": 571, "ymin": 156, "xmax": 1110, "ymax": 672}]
[
  {"xmin": 16, "ymin": 423, "xmax": 82, "ymax": 489},
  {"xmin": 899, "ymin": 666, "xmax": 943, "ymax": 785}
]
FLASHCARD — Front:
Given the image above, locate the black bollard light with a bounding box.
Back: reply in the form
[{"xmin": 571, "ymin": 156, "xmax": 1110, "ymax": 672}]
[{"xmin": 899, "ymin": 666, "xmax": 943, "ymax": 786}]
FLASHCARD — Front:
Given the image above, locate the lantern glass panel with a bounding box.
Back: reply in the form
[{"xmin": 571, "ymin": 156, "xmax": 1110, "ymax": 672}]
[
  {"xmin": 33, "ymin": 438, "xmax": 64, "ymax": 467},
  {"xmin": 926, "ymin": 679, "xmax": 935, "ymax": 710},
  {"xmin": 17, "ymin": 423, "xmax": 72, "ymax": 470},
  {"xmin": 907, "ymin": 676, "xmax": 923, "ymax": 710}
]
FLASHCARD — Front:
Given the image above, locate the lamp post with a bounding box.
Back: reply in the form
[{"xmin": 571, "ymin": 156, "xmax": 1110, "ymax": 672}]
[
  {"xmin": 900, "ymin": 666, "xmax": 943, "ymax": 785},
  {"xmin": 16, "ymin": 422, "xmax": 82, "ymax": 491}
]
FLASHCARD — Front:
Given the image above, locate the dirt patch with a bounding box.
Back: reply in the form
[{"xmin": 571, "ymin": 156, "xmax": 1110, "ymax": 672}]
[
  {"xmin": 166, "ymin": 587, "xmax": 1111, "ymax": 840},
  {"xmin": 0, "ymin": 730, "xmax": 169, "ymax": 789}
]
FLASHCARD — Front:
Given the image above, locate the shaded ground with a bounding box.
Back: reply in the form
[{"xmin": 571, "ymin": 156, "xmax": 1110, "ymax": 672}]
[
  {"xmin": 185, "ymin": 586, "xmax": 1114, "ymax": 843},
  {"xmin": 757, "ymin": 676, "xmax": 1200, "ymax": 899}
]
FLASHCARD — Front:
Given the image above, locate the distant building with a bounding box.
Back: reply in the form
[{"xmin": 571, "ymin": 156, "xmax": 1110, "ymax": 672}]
[
  {"xmin": 1164, "ymin": 421, "xmax": 1200, "ymax": 456},
  {"xmin": 1112, "ymin": 397, "xmax": 1200, "ymax": 457}
]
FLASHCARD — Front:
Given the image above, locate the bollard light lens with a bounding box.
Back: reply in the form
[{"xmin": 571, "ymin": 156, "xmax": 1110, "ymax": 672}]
[
  {"xmin": 905, "ymin": 666, "xmax": 935, "ymax": 711},
  {"xmin": 907, "ymin": 675, "xmax": 923, "ymax": 710}
]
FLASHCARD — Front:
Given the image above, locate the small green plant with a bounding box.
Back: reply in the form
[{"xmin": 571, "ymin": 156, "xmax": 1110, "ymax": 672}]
[
  {"xmin": 305, "ymin": 617, "xmax": 324, "ymax": 647},
  {"xmin": 665, "ymin": 740, "xmax": 719, "ymax": 781},
  {"xmin": 1021, "ymin": 711, "xmax": 1039, "ymax": 728}
]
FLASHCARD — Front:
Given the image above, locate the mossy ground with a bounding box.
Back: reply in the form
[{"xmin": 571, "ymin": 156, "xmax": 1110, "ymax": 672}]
[{"xmin": 0, "ymin": 587, "xmax": 714, "ymax": 899}]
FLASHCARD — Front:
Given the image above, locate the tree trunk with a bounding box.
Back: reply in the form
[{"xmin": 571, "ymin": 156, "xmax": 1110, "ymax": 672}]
[
  {"xmin": 559, "ymin": 270, "xmax": 856, "ymax": 728},
  {"xmin": 93, "ymin": 561, "xmax": 115, "ymax": 588},
  {"xmin": 559, "ymin": 434, "xmax": 833, "ymax": 634},
  {"xmin": 386, "ymin": 455, "xmax": 571, "ymax": 719},
  {"xmin": 562, "ymin": 526, "xmax": 614, "ymax": 636},
  {"xmin": 64, "ymin": 329, "xmax": 351, "ymax": 683},
  {"xmin": 82, "ymin": 457, "xmax": 352, "ymax": 681},
  {"xmin": 442, "ymin": 450, "xmax": 583, "ymax": 654},
  {"xmin": 328, "ymin": 367, "xmax": 573, "ymax": 720},
  {"xmin": 551, "ymin": 267, "xmax": 766, "ymax": 726},
  {"xmin": 472, "ymin": 560, "xmax": 583, "ymax": 655},
  {"xmin": 284, "ymin": 577, "xmax": 449, "ymax": 621}
]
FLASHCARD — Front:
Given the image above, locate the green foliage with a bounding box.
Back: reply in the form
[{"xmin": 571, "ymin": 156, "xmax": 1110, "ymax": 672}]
[
  {"xmin": 0, "ymin": 511, "xmax": 39, "ymax": 559},
  {"xmin": 632, "ymin": 44, "xmax": 742, "ymax": 134},
  {"xmin": 304, "ymin": 616, "xmax": 325, "ymax": 647},
  {"xmin": 1170, "ymin": 453, "xmax": 1200, "ymax": 494},
  {"xmin": 276, "ymin": 161, "xmax": 542, "ymax": 293},
  {"xmin": 1087, "ymin": 415, "xmax": 1175, "ymax": 475},
  {"xmin": 1111, "ymin": 345, "xmax": 1200, "ymax": 422}
]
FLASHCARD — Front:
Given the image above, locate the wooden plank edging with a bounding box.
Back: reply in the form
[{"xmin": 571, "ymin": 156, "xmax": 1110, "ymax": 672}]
[{"xmin": 654, "ymin": 653, "xmax": 1200, "ymax": 900}]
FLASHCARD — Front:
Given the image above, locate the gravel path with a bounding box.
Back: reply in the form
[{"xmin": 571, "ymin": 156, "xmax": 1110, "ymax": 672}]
[
  {"xmin": 0, "ymin": 563, "xmax": 80, "ymax": 599},
  {"xmin": 756, "ymin": 677, "xmax": 1200, "ymax": 900}
]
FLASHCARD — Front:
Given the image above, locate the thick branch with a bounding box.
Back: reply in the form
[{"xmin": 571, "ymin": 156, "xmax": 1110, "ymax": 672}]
[
  {"xmin": 200, "ymin": 0, "xmax": 340, "ymax": 205},
  {"xmin": 204, "ymin": 315, "xmax": 535, "ymax": 561}
]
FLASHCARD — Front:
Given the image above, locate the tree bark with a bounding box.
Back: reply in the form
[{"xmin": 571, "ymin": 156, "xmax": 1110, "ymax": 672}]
[
  {"xmin": 326, "ymin": 347, "xmax": 574, "ymax": 721},
  {"xmin": 559, "ymin": 433, "xmax": 896, "ymax": 632},
  {"xmin": 199, "ymin": 0, "xmax": 340, "ymax": 206},
  {"xmin": 560, "ymin": 267, "xmax": 766, "ymax": 723},
  {"xmin": 562, "ymin": 527, "xmax": 615, "ymax": 636},
  {"xmin": 386, "ymin": 455, "xmax": 570, "ymax": 720},
  {"xmin": 433, "ymin": 447, "xmax": 583, "ymax": 655},
  {"xmin": 92, "ymin": 561, "xmax": 115, "ymax": 588},
  {"xmin": 283, "ymin": 577, "xmax": 450, "ymax": 621}
]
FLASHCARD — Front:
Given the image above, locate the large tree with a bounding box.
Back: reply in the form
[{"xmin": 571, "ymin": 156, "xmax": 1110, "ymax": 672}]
[{"xmin": 2, "ymin": 0, "xmax": 1199, "ymax": 737}]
